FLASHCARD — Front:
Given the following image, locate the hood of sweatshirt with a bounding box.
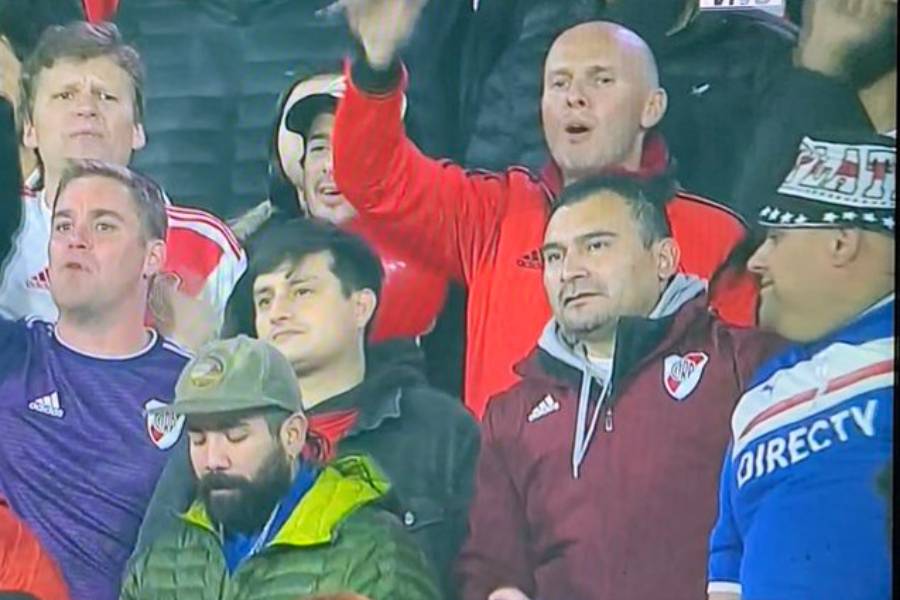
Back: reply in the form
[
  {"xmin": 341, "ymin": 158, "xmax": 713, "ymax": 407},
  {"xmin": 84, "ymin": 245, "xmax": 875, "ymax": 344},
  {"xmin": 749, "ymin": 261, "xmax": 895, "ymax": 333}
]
[{"xmin": 537, "ymin": 273, "xmax": 707, "ymax": 478}]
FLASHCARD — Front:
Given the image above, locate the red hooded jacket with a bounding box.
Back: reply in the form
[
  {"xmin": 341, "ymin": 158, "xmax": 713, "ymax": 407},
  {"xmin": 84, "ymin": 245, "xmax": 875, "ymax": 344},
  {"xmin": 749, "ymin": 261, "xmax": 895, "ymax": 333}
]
[
  {"xmin": 0, "ymin": 500, "xmax": 70, "ymax": 600},
  {"xmin": 457, "ymin": 289, "xmax": 782, "ymax": 600},
  {"xmin": 334, "ymin": 63, "xmax": 757, "ymax": 418}
]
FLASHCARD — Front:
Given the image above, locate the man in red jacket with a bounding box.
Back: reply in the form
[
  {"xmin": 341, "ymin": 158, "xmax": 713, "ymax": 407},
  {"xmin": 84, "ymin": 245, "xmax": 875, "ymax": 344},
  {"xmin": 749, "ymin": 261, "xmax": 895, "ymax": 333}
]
[
  {"xmin": 0, "ymin": 499, "xmax": 70, "ymax": 600},
  {"xmin": 333, "ymin": 2, "xmax": 757, "ymax": 417},
  {"xmin": 457, "ymin": 174, "xmax": 781, "ymax": 600}
]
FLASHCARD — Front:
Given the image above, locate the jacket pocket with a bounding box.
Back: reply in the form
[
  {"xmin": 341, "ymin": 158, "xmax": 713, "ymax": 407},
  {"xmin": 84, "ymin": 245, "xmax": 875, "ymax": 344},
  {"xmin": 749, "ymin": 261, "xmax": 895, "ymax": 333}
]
[{"xmin": 399, "ymin": 495, "xmax": 446, "ymax": 532}]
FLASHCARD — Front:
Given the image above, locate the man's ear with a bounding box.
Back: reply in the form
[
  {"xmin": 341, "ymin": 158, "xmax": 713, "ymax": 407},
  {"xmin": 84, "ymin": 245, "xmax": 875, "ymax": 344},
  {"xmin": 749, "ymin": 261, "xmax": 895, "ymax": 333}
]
[
  {"xmin": 352, "ymin": 288, "xmax": 378, "ymax": 331},
  {"xmin": 143, "ymin": 239, "xmax": 166, "ymax": 280},
  {"xmin": 22, "ymin": 117, "xmax": 38, "ymax": 150},
  {"xmin": 132, "ymin": 122, "xmax": 146, "ymax": 151},
  {"xmin": 829, "ymin": 228, "xmax": 862, "ymax": 268},
  {"xmin": 641, "ymin": 87, "xmax": 668, "ymax": 130},
  {"xmin": 280, "ymin": 412, "xmax": 308, "ymax": 459},
  {"xmin": 655, "ymin": 237, "xmax": 680, "ymax": 280}
]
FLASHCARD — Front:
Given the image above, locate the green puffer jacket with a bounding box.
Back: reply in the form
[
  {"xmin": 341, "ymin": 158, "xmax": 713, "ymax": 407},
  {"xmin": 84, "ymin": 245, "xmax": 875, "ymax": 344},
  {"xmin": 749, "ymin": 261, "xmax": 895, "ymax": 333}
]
[{"xmin": 120, "ymin": 456, "xmax": 442, "ymax": 600}]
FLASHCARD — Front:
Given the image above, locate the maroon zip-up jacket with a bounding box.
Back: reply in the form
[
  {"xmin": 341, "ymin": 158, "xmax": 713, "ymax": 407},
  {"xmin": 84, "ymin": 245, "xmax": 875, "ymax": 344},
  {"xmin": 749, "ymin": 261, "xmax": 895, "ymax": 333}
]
[{"xmin": 457, "ymin": 295, "xmax": 782, "ymax": 600}]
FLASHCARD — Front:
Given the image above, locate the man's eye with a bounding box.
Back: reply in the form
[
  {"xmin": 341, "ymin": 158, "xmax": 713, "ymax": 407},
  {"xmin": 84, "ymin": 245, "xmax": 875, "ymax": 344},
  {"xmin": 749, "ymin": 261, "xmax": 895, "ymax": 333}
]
[
  {"xmin": 542, "ymin": 252, "xmax": 561, "ymax": 264},
  {"xmin": 255, "ymin": 297, "xmax": 271, "ymax": 310},
  {"xmin": 595, "ymin": 76, "xmax": 614, "ymax": 85},
  {"xmin": 550, "ymin": 79, "xmax": 568, "ymax": 89},
  {"xmin": 54, "ymin": 222, "xmax": 72, "ymax": 233},
  {"xmin": 292, "ymin": 287, "xmax": 313, "ymax": 298},
  {"xmin": 225, "ymin": 430, "xmax": 249, "ymax": 443},
  {"xmin": 96, "ymin": 222, "xmax": 117, "ymax": 232},
  {"xmin": 188, "ymin": 432, "xmax": 207, "ymax": 446},
  {"xmin": 53, "ymin": 92, "xmax": 74, "ymax": 100},
  {"xmin": 98, "ymin": 92, "xmax": 118, "ymax": 101}
]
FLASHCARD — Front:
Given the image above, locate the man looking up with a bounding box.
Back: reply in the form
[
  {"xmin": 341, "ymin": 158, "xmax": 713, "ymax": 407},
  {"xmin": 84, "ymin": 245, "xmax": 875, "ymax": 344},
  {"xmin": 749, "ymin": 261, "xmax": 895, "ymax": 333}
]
[
  {"xmin": 0, "ymin": 160, "xmax": 191, "ymax": 600},
  {"xmin": 332, "ymin": 3, "xmax": 757, "ymax": 416}
]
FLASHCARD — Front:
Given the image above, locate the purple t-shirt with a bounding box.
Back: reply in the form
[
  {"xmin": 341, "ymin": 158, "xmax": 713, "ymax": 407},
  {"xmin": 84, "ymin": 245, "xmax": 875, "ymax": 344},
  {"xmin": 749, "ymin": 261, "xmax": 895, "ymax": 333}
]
[{"xmin": 0, "ymin": 318, "xmax": 190, "ymax": 600}]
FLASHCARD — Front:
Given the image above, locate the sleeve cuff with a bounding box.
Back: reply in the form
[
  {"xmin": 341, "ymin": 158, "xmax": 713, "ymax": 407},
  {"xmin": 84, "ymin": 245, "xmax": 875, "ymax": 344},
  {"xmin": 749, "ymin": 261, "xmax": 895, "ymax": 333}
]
[
  {"xmin": 350, "ymin": 55, "xmax": 403, "ymax": 95},
  {"xmin": 708, "ymin": 580, "xmax": 743, "ymax": 595}
]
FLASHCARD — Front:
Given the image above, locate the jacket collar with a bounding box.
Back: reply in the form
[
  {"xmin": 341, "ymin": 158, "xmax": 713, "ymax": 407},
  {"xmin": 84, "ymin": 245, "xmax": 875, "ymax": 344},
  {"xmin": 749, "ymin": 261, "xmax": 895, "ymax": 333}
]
[
  {"xmin": 323, "ymin": 339, "xmax": 424, "ymax": 437},
  {"xmin": 182, "ymin": 455, "xmax": 390, "ymax": 548},
  {"xmin": 539, "ymin": 130, "xmax": 673, "ymax": 198},
  {"xmin": 518, "ymin": 275, "xmax": 709, "ymax": 397}
]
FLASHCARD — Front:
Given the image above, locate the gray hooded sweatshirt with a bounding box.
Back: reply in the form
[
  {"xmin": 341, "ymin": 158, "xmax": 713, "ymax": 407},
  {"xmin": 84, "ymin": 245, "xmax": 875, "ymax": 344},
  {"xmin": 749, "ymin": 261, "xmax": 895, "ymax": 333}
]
[{"xmin": 537, "ymin": 273, "xmax": 708, "ymax": 478}]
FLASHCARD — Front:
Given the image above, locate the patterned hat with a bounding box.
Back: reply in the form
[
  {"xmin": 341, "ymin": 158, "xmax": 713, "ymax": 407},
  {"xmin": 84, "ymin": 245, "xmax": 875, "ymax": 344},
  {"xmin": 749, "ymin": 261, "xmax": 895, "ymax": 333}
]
[{"xmin": 758, "ymin": 132, "xmax": 895, "ymax": 234}]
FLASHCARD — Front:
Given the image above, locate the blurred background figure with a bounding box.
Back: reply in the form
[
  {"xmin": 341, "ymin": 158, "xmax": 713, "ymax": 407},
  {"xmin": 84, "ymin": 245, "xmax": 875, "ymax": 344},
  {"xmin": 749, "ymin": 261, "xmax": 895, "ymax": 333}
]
[
  {"xmin": 0, "ymin": 0, "xmax": 84, "ymax": 177},
  {"xmin": 230, "ymin": 69, "xmax": 449, "ymax": 345},
  {"xmin": 111, "ymin": 0, "xmax": 474, "ymax": 218}
]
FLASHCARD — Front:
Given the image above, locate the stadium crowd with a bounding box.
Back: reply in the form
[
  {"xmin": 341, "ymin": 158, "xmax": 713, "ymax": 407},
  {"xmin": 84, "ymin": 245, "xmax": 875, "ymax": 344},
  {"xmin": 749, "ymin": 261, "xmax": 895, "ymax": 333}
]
[{"xmin": 0, "ymin": 0, "xmax": 894, "ymax": 599}]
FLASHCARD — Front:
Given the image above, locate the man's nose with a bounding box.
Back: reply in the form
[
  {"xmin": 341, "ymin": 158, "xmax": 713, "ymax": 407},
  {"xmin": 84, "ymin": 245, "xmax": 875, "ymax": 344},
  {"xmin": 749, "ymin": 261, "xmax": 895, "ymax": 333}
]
[
  {"xmin": 560, "ymin": 248, "xmax": 588, "ymax": 281},
  {"xmin": 747, "ymin": 239, "xmax": 771, "ymax": 276},
  {"xmin": 565, "ymin": 80, "xmax": 589, "ymax": 109},
  {"xmin": 66, "ymin": 222, "xmax": 92, "ymax": 249},
  {"xmin": 73, "ymin": 91, "xmax": 99, "ymax": 117},
  {"xmin": 201, "ymin": 435, "xmax": 232, "ymax": 472},
  {"xmin": 268, "ymin": 292, "xmax": 294, "ymax": 323}
]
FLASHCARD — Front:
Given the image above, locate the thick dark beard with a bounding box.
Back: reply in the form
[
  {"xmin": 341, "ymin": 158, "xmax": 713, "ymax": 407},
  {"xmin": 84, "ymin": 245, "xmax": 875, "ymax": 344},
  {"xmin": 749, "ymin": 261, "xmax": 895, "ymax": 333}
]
[
  {"xmin": 197, "ymin": 447, "xmax": 294, "ymax": 535},
  {"xmin": 842, "ymin": 17, "xmax": 897, "ymax": 89}
]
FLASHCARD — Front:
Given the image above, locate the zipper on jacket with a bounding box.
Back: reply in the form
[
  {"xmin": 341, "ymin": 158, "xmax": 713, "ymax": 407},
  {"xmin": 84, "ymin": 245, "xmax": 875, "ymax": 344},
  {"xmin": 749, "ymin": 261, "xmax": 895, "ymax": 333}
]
[{"xmin": 604, "ymin": 406, "xmax": 614, "ymax": 432}]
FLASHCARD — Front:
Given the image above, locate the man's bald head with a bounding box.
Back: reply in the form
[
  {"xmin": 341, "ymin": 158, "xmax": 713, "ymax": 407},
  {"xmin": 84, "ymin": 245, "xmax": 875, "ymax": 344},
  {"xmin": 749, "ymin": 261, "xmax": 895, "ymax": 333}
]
[
  {"xmin": 541, "ymin": 20, "xmax": 668, "ymax": 184},
  {"xmin": 546, "ymin": 21, "xmax": 660, "ymax": 91}
]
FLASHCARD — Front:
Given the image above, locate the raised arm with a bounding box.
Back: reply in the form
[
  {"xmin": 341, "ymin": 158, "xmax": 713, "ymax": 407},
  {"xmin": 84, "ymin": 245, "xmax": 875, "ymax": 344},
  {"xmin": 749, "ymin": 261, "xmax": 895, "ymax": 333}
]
[{"xmin": 332, "ymin": 0, "xmax": 523, "ymax": 284}]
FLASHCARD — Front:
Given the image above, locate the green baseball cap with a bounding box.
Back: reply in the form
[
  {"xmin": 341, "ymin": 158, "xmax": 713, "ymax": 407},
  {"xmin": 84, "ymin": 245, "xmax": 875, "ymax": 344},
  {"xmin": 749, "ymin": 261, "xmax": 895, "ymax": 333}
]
[{"xmin": 149, "ymin": 335, "xmax": 302, "ymax": 417}]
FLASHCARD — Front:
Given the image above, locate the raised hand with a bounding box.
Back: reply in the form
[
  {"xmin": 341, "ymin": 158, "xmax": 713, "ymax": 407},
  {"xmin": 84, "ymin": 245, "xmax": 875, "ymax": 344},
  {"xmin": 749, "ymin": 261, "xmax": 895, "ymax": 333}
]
[{"xmin": 324, "ymin": 0, "xmax": 429, "ymax": 69}]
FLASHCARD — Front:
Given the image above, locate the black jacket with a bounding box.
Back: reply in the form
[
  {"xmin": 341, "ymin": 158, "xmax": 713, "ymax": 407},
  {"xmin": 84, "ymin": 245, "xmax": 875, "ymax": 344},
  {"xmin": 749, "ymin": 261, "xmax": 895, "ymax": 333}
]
[
  {"xmin": 458, "ymin": 2, "xmax": 797, "ymax": 208},
  {"xmin": 134, "ymin": 339, "xmax": 479, "ymax": 599},
  {"xmin": 732, "ymin": 65, "xmax": 877, "ymax": 220}
]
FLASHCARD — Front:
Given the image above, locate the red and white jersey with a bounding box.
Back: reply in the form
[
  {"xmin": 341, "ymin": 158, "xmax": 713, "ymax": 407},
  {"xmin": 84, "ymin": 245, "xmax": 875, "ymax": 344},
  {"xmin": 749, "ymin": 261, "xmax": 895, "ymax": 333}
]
[{"xmin": 0, "ymin": 173, "xmax": 246, "ymax": 323}]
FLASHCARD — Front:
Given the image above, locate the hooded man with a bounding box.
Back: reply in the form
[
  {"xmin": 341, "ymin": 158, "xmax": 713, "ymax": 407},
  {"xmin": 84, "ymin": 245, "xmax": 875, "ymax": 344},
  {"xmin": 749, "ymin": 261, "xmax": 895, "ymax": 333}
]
[{"xmin": 457, "ymin": 174, "xmax": 782, "ymax": 600}]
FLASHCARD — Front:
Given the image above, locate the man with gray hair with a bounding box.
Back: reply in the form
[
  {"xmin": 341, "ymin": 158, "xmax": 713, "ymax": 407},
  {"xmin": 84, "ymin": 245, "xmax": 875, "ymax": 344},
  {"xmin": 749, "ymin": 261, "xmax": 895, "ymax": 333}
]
[
  {"xmin": 0, "ymin": 21, "xmax": 246, "ymax": 350},
  {"xmin": 0, "ymin": 160, "xmax": 192, "ymax": 600}
]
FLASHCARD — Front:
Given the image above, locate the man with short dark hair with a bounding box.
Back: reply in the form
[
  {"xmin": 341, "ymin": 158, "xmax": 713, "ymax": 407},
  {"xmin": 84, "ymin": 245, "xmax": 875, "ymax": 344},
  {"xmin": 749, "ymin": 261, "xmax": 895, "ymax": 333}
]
[
  {"xmin": 121, "ymin": 335, "xmax": 441, "ymax": 600},
  {"xmin": 457, "ymin": 174, "xmax": 781, "ymax": 600},
  {"xmin": 707, "ymin": 132, "xmax": 894, "ymax": 600},
  {"xmin": 139, "ymin": 218, "xmax": 478, "ymax": 598},
  {"xmin": 0, "ymin": 21, "xmax": 245, "ymax": 350},
  {"xmin": 0, "ymin": 160, "xmax": 192, "ymax": 600}
]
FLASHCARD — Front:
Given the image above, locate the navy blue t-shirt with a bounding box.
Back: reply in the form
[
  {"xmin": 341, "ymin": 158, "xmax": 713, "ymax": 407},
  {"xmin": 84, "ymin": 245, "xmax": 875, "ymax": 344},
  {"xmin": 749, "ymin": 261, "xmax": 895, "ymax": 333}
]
[{"xmin": 0, "ymin": 318, "xmax": 190, "ymax": 600}]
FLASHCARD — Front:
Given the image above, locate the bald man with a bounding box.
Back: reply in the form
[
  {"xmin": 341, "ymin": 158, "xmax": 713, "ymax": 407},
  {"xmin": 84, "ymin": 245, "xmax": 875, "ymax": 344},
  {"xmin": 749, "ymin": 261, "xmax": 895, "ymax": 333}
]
[{"xmin": 330, "ymin": 2, "xmax": 757, "ymax": 419}]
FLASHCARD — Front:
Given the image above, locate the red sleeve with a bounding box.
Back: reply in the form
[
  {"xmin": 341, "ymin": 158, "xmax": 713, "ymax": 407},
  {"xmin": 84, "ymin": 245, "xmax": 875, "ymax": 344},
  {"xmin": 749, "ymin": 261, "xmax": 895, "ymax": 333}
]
[
  {"xmin": 666, "ymin": 193, "xmax": 759, "ymax": 327},
  {"xmin": 0, "ymin": 503, "xmax": 71, "ymax": 600},
  {"xmin": 456, "ymin": 398, "xmax": 535, "ymax": 600},
  {"xmin": 82, "ymin": 0, "xmax": 118, "ymax": 21},
  {"xmin": 333, "ymin": 61, "xmax": 516, "ymax": 285}
]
